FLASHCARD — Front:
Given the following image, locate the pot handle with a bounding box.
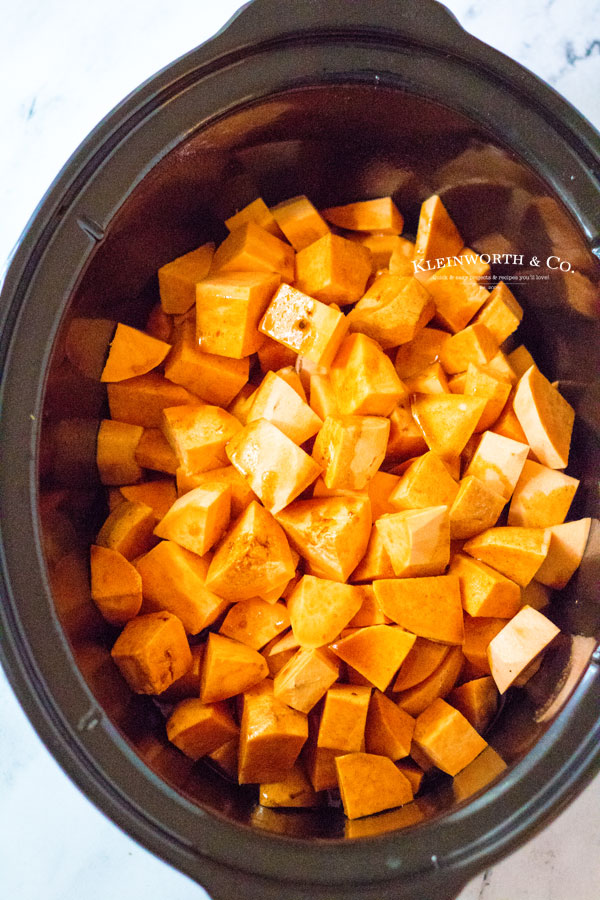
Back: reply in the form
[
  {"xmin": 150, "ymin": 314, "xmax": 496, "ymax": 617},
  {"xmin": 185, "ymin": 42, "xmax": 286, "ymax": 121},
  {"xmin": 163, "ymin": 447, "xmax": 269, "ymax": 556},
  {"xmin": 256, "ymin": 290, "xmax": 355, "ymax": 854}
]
[{"xmin": 211, "ymin": 0, "xmax": 468, "ymax": 53}]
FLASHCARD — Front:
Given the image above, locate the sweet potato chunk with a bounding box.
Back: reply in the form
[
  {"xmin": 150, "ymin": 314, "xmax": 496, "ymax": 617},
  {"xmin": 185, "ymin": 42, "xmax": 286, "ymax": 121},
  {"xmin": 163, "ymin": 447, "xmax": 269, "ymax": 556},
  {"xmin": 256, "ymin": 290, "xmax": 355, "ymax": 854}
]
[
  {"xmin": 205, "ymin": 501, "xmax": 296, "ymax": 602},
  {"xmin": 176, "ymin": 464, "xmax": 256, "ymax": 518},
  {"xmin": 330, "ymin": 334, "xmax": 407, "ymax": 416},
  {"xmin": 403, "ymin": 362, "xmax": 449, "ymax": 395},
  {"xmin": 425, "ymin": 265, "xmax": 490, "ymax": 333},
  {"xmin": 90, "ymin": 545, "xmax": 143, "ymax": 626},
  {"xmin": 331, "ymin": 625, "xmax": 416, "ymax": 692},
  {"xmin": 365, "ymin": 690, "xmax": 415, "ymax": 760},
  {"xmin": 386, "ymin": 399, "xmax": 429, "ymax": 461},
  {"xmin": 161, "ymin": 643, "xmax": 205, "ymax": 702},
  {"xmin": 247, "ymin": 371, "xmax": 322, "ymax": 444},
  {"xmin": 449, "ymin": 476, "xmax": 506, "ymax": 540},
  {"xmin": 513, "ymin": 365, "xmax": 575, "ymax": 469},
  {"xmin": 111, "ymin": 611, "xmax": 191, "ymax": 694},
  {"xmin": 208, "ymin": 737, "xmax": 239, "ymax": 779},
  {"xmin": 287, "ymin": 576, "xmax": 364, "ymax": 648},
  {"xmin": 162, "ymin": 404, "xmax": 241, "ymax": 473},
  {"xmin": 464, "ymin": 364, "xmax": 512, "ymax": 432},
  {"xmin": 534, "ymin": 518, "xmax": 592, "ymax": 589},
  {"xmin": 96, "ymin": 501, "xmax": 156, "ymax": 561},
  {"xmin": 390, "ymin": 451, "xmax": 459, "ymax": 510},
  {"xmin": 270, "ymin": 195, "xmax": 330, "ymax": 251},
  {"xmin": 318, "ymin": 684, "xmax": 372, "ymax": 752},
  {"xmin": 273, "ymin": 647, "xmax": 340, "ymax": 713},
  {"xmin": 238, "ymin": 681, "xmax": 308, "ymax": 783},
  {"xmin": 347, "ymin": 274, "xmax": 434, "ymax": 349},
  {"xmin": 200, "ymin": 633, "xmax": 269, "ymax": 702},
  {"xmin": 462, "ymin": 616, "xmax": 508, "ymax": 676},
  {"xmin": 411, "ymin": 394, "xmax": 486, "ymax": 459},
  {"xmin": 413, "ymin": 195, "xmax": 463, "ymax": 268},
  {"xmin": 312, "ymin": 415, "xmax": 390, "ymax": 492},
  {"xmin": 107, "ymin": 372, "xmax": 199, "ymax": 428},
  {"xmin": 321, "ymin": 197, "xmax": 404, "ymax": 234},
  {"xmin": 394, "ymin": 326, "xmax": 451, "ymax": 379},
  {"xmin": 374, "ymin": 574, "xmax": 464, "ymax": 644},
  {"xmin": 508, "ymin": 459, "xmax": 579, "ymax": 527},
  {"xmin": 473, "ymin": 281, "xmax": 523, "ymax": 343},
  {"xmin": 448, "ymin": 552, "xmax": 521, "ymax": 618},
  {"xmin": 463, "ymin": 431, "xmax": 529, "ymax": 501},
  {"xmin": 96, "ymin": 419, "xmax": 144, "ymax": 485},
  {"xmin": 134, "ymin": 428, "xmax": 178, "ymax": 475},
  {"xmin": 154, "ymin": 483, "xmax": 231, "ymax": 556},
  {"xmin": 487, "ymin": 605, "xmax": 560, "ymax": 693},
  {"xmin": 157, "ymin": 242, "xmax": 215, "ymax": 315},
  {"xmin": 438, "ymin": 323, "xmax": 499, "ymax": 374},
  {"xmin": 395, "ymin": 645, "xmax": 464, "ymax": 716},
  {"xmin": 335, "ymin": 752, "xmax": 413, "ymax": 819},
  {"xmin": 119, "ymin": 481, "xmax": 177, "ymax": 522},
  {"xmin": 375, "ymin": 507, "xmax": 450, "ymax": 578},
  {"xmin": 350, "ymin": 527, "xmax": 395, "ymax": 582},
  {"xmin": 392, "ymin": 638, "xmax": 450, "ymax": 692},
  {"xmin": 100, "ymin": 323, "xmax": 171, "ymax": 382},
  {"xmin": 211, "ymin": 222, "xmax": 294, "ymax": 281},
  {"xmin": 220, "ymin": 598, "xmax": 290, "ymax": 650},
  {"xmin": 225, "ymin": 198, "xmax": 283, "ymax": 238},
  {"xmin": 463, "ymin": 526, "xmax": 550, "ymax": 587},
  {"xmin": 448, "ymin": 676, "xmax": 499, "ymax": 734},
  {"xmin": 347, "ymin": 585, "xmax": 386, "ymax": 627},
  {"xmin": 136, "ymin": 540, "xmax": 229, "ymax": 634},
  {"xmin": 166, "ymin": 697, "xmax": 239, "ymax": 759},
  {"xmin": 507, "ymin": 345, "xmax": 536, "ymax": 378},
  {"xmin": 295, "ymin": 232, "xmax": 371, "ymax": 305},
  {"xmin": 413, "ymin": 698, "xmax": 487, "ymax": 776},
  {"xmin": 259, "ymin": 762, "xmax": 321, "ymax": 808}
]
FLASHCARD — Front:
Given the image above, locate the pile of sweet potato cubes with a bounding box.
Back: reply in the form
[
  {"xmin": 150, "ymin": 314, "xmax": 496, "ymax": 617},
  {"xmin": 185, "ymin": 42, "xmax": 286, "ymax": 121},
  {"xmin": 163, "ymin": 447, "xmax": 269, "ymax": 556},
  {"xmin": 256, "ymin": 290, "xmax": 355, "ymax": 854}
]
[{"xmin": 90, "ymin": 193, "xmax": 591, "ymax": 820}]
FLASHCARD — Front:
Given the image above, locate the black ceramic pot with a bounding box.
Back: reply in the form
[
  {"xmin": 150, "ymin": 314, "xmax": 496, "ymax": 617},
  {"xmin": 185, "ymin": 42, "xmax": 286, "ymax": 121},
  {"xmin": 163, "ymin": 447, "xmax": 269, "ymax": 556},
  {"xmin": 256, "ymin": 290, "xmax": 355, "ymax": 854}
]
[{"xmin": 1, "ymin": 2, "xmax": 599, "ymax": 899}]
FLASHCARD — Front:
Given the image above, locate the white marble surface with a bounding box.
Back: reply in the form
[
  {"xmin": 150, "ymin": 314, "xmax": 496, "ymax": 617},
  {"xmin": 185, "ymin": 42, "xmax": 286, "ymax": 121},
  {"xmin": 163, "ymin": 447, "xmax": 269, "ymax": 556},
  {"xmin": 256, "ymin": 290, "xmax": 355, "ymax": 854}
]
[{"xmin": 1, "ymin": 1, "xmax": 599, "ymax": 898}]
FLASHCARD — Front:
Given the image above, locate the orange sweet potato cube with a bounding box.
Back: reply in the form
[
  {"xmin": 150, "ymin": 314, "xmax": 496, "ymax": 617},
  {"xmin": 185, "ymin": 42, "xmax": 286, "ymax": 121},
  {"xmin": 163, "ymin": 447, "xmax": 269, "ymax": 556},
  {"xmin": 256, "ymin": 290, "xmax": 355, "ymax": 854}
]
[
  {"xmin": 227, "ymin": 383, "xmax": 259, "ymax": 425},
  {"xmin": 287, "ymin": 575, "xmax": 364, "ymax": 648},
  {"xmin": 507, "ymin": 345, "xmax": 536, "ymax": 378},
  {"xmin": 158, "ymin": 242, "xmax": 215, "ymax": 315},
  {"xmin": 347, "ymin": 585, "xmax": 386, "ymax": 627},
  {"xmin": 111, "ymin": 611, "xmax": 191, "ymax": 694},
  {"xmin": 413, "ymin": 195, "xmax": 463, "ymax": 267},
  {"xmin": 90, "ymin": 544, "xmax": 143, "ymax": 626},
  {"xmin": 534, "ymin": 518, "xmax": 592, "ymax": 589},
  {"xmin": 136, "ymin": 540, "xmax": 229, "ymax": 634},
  {"xmin": 294, "ymin": 232, "xmax": 371, "ymax": 305},
  {"xmin": 393, "ymin": 638, "xmax": 450, "ymax": 692},
  {"xmin": 335, "ymin": 752, "xmax": 413, "ymax": 819},
  {"xmin": 463, "ymin": 526, "xmax": 550, "ymax": 587},
  {"xmin": 331, "ymin": 625, "xmax": 417, "ymax": 692},
  {"xmin": 263, "ymin": 629, "xmax": 301, "ymax": 677},
  {"xmin": 508, "ymin": 459, "xmax": 579, "ymax": 527},
  {"xmin": 390, "ymin": 451, "xmax": 459, "ymax": 510},
  {"xmin": 449, "ymin": 475, "xmax": 507, "ymax": 540},
  {"xmin": 448, "ymin": 676, "xmax": 499, "ymax": 734},
  {"xmin": 154, "ymin": 482, "xmax": 231, "ymax": 556},
  {"xmin": 161, "ymin": 643, "xmax": 205, "ymax": 702},
  {"xmin": 395, "ymin": 645, "xmax": 464, "ymax": 716},
  {"xmin": 438, "ymin": 323, "xmax": 499, "ymax": 374},
  {"xmin": 135, "ymin": 427, "xmax": 179, "ymax": 475},
  {"xmin": 226, "ymin": 419, "xmax": 322, "ymax": 513},
  {"xmin": 374, "ymin": 574, "xmax": 464, "ymax": 644},
  {"xmin": 448, "ymin": 552, "xmax": 521, "ymax": 618},
  {"xmin": 96, "ymin": 501, "xmax": 157, "ymax": 561},
  {"xmin": 375, "ymin": 507, "xmax": 450, "ymax": 578},
  {"xmin": 349, "ymin": 233, "xmax": 408, "ymax": 272},
  {"xmin": 238, "ymin": 682, "xmax": 308, "ymax": 783},
  {"xmin": 350, "ymin": 527, "xmax": 395, "ymax": 582},
  {"xmin": 259, "ymin": 762, "xmax": 321, "ymax": 808},
  {"xmin": 200, "ymin": 633, "xmax": 269, "ymax": 702},
  {"xmin": 463, "ymin": 431, "xmax": 529, "ymax": 501},
  {"xmin": 321, "ymin": 197, "xmax": 404, "ymax": 234},
  {"xmin": 425, "ymin": 265, "xmax": 490, "ymax": 333},
  {"xmin": 473, "ymin": 281, "xmax": 523, "ymax": 343},
  {"xmin": 176, "ymin": 464, "xmax": 257, "ymax": 518},
  {"xmin": 210, "ymin": 221, "xmax": 294, "ymax": 281},
  {"xmin": 107, "ymin": 372, "xmax": 199, "ymax": 428},
  {"xmin": 196, "ymin": 270, "xmax": 281, "ymax": 358},
  {"xmin": 365, "ymin": 690, "xmax": 415, "ymax": 760},
  {"xmin": 462, "ymin": 615, "xmax": 508, "ymax": 676},
  {"xmin": 207, "ymin": 737, "xmax": 239, "ymax": 779},
  {"xmin": 247, "ymin": 371, "xmax": 322, "ymax": 445},
  {"xmin": 312, "ymin": 415, "xmax": 390, "ymax": 491},
  {"xmin": 464, "ymin": 365, "xmax": 512, "ymax": 432},
  {"xmin": 347, "ymin": 274, "xmax": 434, "ymax": 349},
  {"xmin": 318, "ymin": 684, "xmax": 372, "ymax": 752},
  {"xmin": 166, "ymin": 697, "xmax": 239, "ymax": 759},
  {"xmin": 205, "ymin": 501, "xmax": 296, "ymax": 602},
  {"xmin": 220, "ymin": 598, "xmax": 290, "ymax": 650},
  {"xmin": 330, "ymin": 334, "xmax": 407, "ymax": 416},
  {"xmin": 386, "ymin": 399, "xmax": 429, "ymax": 462},
  {"xmin": 411, "ymin": 394, "xmax": 487, "ymax": 459},
  {"xmin": 225, "ymin": 197, "xmax": 284, "ymax": 238},
  {"xmin": 257, "ymin": 335, "xmax": 297, "ymax": 373},
  {"xmin": 487, "ymin": 605, "xmax": 560, "ymax": 693},
  {"xmin": 273, "ymin": 647, "xmax": 340, "ymax": 713},
  {"xmin": 96, "ymin": 419, "xmax": 143, "ymax": 485},
  {"xmin": 413, "ymin": 698, "xmax": 487, "ymax": 776},
  {"xmin": 309, "ymin": 374, "xmax": 340, "ymax": 420},
  {"xmin": 162, "ymin": 404, "xmax": 241, "ymax": 473},
  {"xmin": 100, "ymin": 323, "xmax": 171, "ymax": 382},
  {"xmin": 394, "ymin": 327, "xmax": 451, "ymax": 379},
  {"xmin": 403, "ymin": 362, "xmax": 450, "ymax": 395},
  {"xmin": 270, "ymin": 195, "xmax": 330, "ymax": 250}
]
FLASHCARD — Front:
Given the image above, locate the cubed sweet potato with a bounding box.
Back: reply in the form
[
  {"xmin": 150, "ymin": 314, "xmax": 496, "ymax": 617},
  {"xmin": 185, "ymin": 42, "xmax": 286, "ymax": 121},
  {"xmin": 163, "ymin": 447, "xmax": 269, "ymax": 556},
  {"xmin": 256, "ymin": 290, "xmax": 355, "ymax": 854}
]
[
  {"xmin": 330, "ymin": 334, "xmax": 407, "ymax": 416},
  {"xmin": 166, "ymin": 697, "xmax": 239, "ymax": 759},
  {"xmin": 287, "ymin": 576, "xmax": 364, "ymax": 648},
  {"xmin": 200, "ymin": 633, "xmax": 269, "ymax": 702},
  {"xmin": 220, "ymin": 598, "xmax": 290, "ymax": 650},
  {"xmin": 273, "ymin": 647, "xmax": 340, "ymax": 713},
  {"xmin": 100, "ymin": 323, "xmax": 171, "ymax": 382},
  {"xmin": 331, "ymin": 625, "xmax": 416, "ymax": 692},
  {"xmin": 335, "ymin": 752, "xmax": 413, "ymax": 819},
  {"xmin": 312, "ymin": 415, "xmax": 390, "ymax": 491},
  {"xmin": 154, "ymin": 482, "xmax": 230, "ymax": 556},
  {"xmin": 295, "ymin": 232, "xmax": 372, "ymax": 305},
  {"xmin": 270, "ymin": 195, "xmax": 330, "ymax": 251},
  {"xmin": 365, "ymin": 690, "xmax": 415, "ymax": 760},
  {"xmin": 318, "ymin": 684, "xmax": 372, "ymax": 752},
  {"xmin": 238, "ymin": 681, "xmax": 308, "ymax": 783},
  {"xmin": 90, "ymin": 544, "xmax": 143, "ymax": 626},
  {"xmin": 111, "ymin": 611, "xmax": 191, "ymax": 694},
  {"xmin": 375, "ymin": 507, "xmax": 450, "ymax": 578},
  {"xmin": 158, "ymin": 242, "xmax": 215, "ymax": 315},
  {"xmin": 413, "ymin": 698, "xmax": 487, "ymax": 776}
]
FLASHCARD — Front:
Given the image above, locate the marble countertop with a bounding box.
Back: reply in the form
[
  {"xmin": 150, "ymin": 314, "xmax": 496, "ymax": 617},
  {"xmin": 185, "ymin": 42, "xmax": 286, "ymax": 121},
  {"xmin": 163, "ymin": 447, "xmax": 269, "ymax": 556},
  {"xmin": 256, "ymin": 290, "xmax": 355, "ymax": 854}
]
[{"xmin": 1, "ymin": 1, "xmax": 599, "ymax": 898}]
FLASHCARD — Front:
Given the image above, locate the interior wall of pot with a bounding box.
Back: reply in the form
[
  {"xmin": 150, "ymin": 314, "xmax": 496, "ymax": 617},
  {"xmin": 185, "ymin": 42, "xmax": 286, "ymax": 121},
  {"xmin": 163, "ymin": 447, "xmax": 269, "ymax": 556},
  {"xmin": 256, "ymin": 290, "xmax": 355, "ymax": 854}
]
[{"xmin": 38, "ymin": 84, "xmax": 600, "ymax": 839}]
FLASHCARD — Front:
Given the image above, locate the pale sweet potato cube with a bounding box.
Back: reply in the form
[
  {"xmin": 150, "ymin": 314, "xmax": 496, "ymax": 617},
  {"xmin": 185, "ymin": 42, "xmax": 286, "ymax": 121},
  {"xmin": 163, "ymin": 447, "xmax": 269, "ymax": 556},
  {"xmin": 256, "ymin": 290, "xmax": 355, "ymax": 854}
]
[
  {"xmin": 154, "ymin": 483, "xmax": 230, "ymax": 556},
  {"xmin": 365, "ymin": 690, "xmax": 415, "ymax": 760},
  {"xmin": 257, "ymin": 335, "xmax": 297, "ymax": 373},
  {"xmin": 463, "ymin": 615, "xmax": 508, "ymax": 676},
  {"xmin": 273, "ymin": 647, "xmax": 340, "ymax": 713},
  {"xmin": 219, "ymin": 598, "xmax": 289, "ymax": 651},
  {"xmin": 330, "ymin": 334, "xmax": 407, "ymax": 416},
  {"xmin": 196, "ymin": 270, "xmax": 281, "ymax": 358},
  {"xmin": 507, "ymin": 345, "xmax": 536, "ymax": 378},
  {"xmin": 287, "ymin": 575, "xmax": 364, "ymax": 648},
  {"xmin": 274, "ymin": 365, "xmax": 307, "ymax": 399},
  {"xmin": 318, "ymin": 684, "xmax": 372, "ymax": 752},
  {"xmin": 374, "ymin": 574, "xmax": 464, "ymax": 644},
  {"xmin": 225, "ymin": 198, "xmax": 284, "ymax": 238},
  {"xmin": 449, "ymin": 476, "xmax": 506, "ymax": 540},
  {"xmin": 411, "ymin": 393, "xmax": 487, "ymax": 459},
  {"xmin": 331, "ymin": 625, "xmax": 416, "ymax": 692},
  {"xmin": 487, "ymin": 605, "xmax": 560, "ymax": 693},
  {"xmin": 164, "ymin": 319, "xmax": 249, "ymax": 407},
  {"xmin": 508, "ymin": 459, "xmax": 579, "ymax": 527},
  {"xmin": 136, "ymin": 540, "xmax": 229, "ymax": 633},
  {"xmin": 259, "ymin": 762, "xmax": 321, "ymax": 808},
  {"xmin": 425, "ymin": 265, "xmax": 490, "ymax": 333},
  {"xmin": 513, "ymin": 366, "xmax": 575, "ymax": 469},
  {"xmin": 484, "ymin": 350, "xmax": 518, "ymax": 386},
  {"xmin": 176, "ymin": 464, "xmax": 257, "ymax": 518},
  {"xmin": 438, "ymin": 323, "xmax": 499, "ymax": 374},
  {"xmin": 520, "ymin": 580, "xmax": 551, "ymax": 611},
  {"xmin": 90, "ymin": 545, "xmax": 143, "ymax": 626},
  {"xmin": 309, "ymin": 374, "xmax": 340, "ymax": 420},
  {"xmin": 108, "ymin": 372, "xmax": 199, "ymax": 428},
  {"xmin": 312, "ymin": 415, "xmax": 390, "ymax": 491},
  {"xmin": 464, "ymin": 431, "xmax": 529, "ymax": 500},
  {"xmin": 100, "ymin": 323, "xmax": 171, "ymax": 382},
  {"xmin": 96, "ymin": 419, "xmax": 143, "ymax": 485},
  {"xmin": 395, "ymin": 645, "xmax": 464, "ymax": 716},
  {"xmin": 375, "ymin": 507, "xmax": 450, "ymax": 578},
  {"xmin": 120, "ymin": 480, "xmax": 177, "ymax": 523},
  {"xmin": 390, "ymin": 450, "xmax": 459, "ymax": 510},
  {"xmin": 238, "ymin": 681, "xmax": 308, "ymax": 783},
  {"xmin": 247, "ymin": 371, "xmax": 322, "ymax": 444},
  {"xmin": 276, "ymin": 495, "xmax": 371, "ymax": 582},
  {"xmin": 413, "ymin": 698, "xmax": 487, "ymax": 776},
  {"xmin": 448, "ymin": 552, "xmax": 521, "ymax": 618},
  {"xmin": 403, "ymin": 362, "xmax": 450, "ymax": 395},
  {"xmin": 534, "ymin": 518, "xmax": 592, "ymax": 589},
  {"xmin": 347, "ymin": 585, "xmax": 386, "ymax": 627},
  {"xmin": 321, "ymin": 197, "xmax": 404, "ymax": 234},
  {"xmin": 162, "ymin": 404, "xmax": 241, "ymax": 473},
  {"xmin": 473, "ymin": 281, "xmax": 523, "ymax": 343},
  {"xmin": 200, "ymin": 633, "xmax": 269, "ymax": 702},
  {"xmin": 386, "ymin": 399, "xmax": 428, "ymax": 461},
  {"xmin": 226, "ymin": 419, "xmax": 322, "ymax": 513},
  {"xmin": 135, "ymin": 427, "xmax": 179, "ymax": 475},
  {"xmin": 448, "ymin": 676, "xmax": 499, "ymax": 734},
  {"xmin": 211, "ymin": 221, "xmax": 294, "ymax": 281},
  {"xmin": 464, "ymin": 364, "xmax": 512, "ymax": 432},
  {"xmin": 350, "ymin": 527, "xmax": 395, "ymax": 582},
  {"xmin": 207, "ymin": 737, "xmax": 239, "ymax": 779},
  {"xmin": 347, "ymin": 274, "xmax": 434, "ymax": 349},
  {"xmin": 158, "ymin": 243, "xmax": 215, "ymax": 315},
  {"xmin": 166, "ymin": 697, "xmax": 239, "ymax": 760},
  {"xmin": 295, "ymin": 232, "xmax": 371, "ymax": 305},
  {"xmin": 161, "ymin": 643, "xmax": 205, "ymax": 702},
  {"xmin": 111, "ymin": 611, "xmax": 191, "ymax": 694},
  {"xmin": 388, "ymin": 236, "xmax": 417, "ymax": 275},
  {"xmin": 270, "ymin": 195, "xmax": 330, "ymax": 251},
  {"xmin": 414, "ymin": 195, "xmax": 463, "ymax": 266},
  {"xmin": 335, "ymin": 752, "xmax": 413, "ymax": 819},
  {"xmin": 96, "ymin": 501, "xmax": 156, "ymax": 561},
  {"xmin": 205, "ymin": 501, "xmax": 296, "ymax": 602},
  {"xmin": 393, "ymin": 638, "xmax": 450, "ymax": 692},
  {"xmin": 394, "ymin": 327, "xmax": 451, "ymax": 379},
  {"xmin": 259, "ymin": 283, "xmax": 349, "ymax": 368},
  {"xmin": 463, "ymin": 526, "xmax": 550, "ymax": 587}
]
